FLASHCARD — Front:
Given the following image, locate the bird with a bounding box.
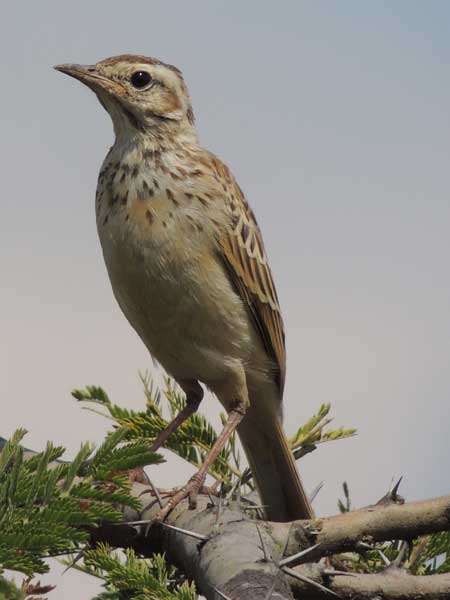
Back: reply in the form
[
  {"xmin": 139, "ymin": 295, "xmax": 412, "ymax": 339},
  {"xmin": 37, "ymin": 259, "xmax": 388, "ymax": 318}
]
[{"xmin": 55, "ymin": 55, "xmax": 313, "ymax": 522}]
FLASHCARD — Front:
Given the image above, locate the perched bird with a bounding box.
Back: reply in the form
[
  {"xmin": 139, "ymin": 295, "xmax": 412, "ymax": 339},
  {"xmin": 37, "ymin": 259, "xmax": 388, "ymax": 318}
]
[{"xmin": 55, "ymin": 55, "xmax": 313, "ymax": 521}]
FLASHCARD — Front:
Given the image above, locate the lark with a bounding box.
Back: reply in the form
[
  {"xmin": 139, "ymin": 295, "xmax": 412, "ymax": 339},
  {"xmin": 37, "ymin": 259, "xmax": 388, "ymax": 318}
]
[{"xmin": 55, "ymin": 55, "xmax": 313, "ymax": 521}]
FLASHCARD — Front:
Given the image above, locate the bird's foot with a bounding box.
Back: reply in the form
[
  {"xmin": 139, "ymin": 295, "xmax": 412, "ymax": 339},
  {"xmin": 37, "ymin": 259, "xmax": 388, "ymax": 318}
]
[{"xmin": 153, "ymin": 471, "xmax": 208, "ymax": 522}]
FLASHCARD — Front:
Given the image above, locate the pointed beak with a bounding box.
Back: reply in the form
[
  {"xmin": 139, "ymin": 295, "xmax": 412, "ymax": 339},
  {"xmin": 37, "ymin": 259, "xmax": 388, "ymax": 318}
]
[{"xmin": 54, "ymin": 63, "xmax": 123, "ymax": 95}]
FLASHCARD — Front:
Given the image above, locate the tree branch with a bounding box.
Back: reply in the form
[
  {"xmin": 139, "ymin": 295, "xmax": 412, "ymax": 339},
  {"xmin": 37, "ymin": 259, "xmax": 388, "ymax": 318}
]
[
  {"xmin": 272, "ymin": 495, "xmax": 450, "ymax": 561},
  {"xmin": 287, "ymin": 564, "xmax": 450, "ymax": 599},
  {"xmin": 91, "ymin": 483, "xmax": 450, "ymax": 600},
  {"xmin": 2, "ymin": 437, "xmax": 449, "ymax": 599}
]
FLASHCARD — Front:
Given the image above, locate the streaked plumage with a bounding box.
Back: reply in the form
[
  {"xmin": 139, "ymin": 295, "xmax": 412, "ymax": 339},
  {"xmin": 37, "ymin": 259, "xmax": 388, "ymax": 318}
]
[{"xmin": 55, "ymin": 55, "xmax": 313, "ymax": 521}]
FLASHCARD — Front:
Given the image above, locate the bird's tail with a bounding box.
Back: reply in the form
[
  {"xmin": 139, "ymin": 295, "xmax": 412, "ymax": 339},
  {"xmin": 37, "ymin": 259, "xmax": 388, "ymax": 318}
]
[{"xmin": 237, "ymin": 390, "xmax": 313, "ymax": 522}]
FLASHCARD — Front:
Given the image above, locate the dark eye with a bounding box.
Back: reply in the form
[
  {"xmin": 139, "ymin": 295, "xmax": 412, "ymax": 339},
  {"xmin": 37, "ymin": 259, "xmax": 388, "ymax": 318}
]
[{"xmin": 130, "ymin": 71, "xmax": 152, "ymax": 89}]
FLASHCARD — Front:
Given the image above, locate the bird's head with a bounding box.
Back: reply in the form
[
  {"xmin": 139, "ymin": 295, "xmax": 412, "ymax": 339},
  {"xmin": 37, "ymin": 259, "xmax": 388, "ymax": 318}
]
[{"xmin": 55, "ymin": 55, "xmax": 196, "ymax": 142}]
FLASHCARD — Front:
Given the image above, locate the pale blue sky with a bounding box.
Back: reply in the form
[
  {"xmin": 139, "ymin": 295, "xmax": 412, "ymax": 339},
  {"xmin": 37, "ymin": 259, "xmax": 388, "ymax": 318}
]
[{"xmin": 1, "ymin": 2, "xmax": 449, "ymax": 597}]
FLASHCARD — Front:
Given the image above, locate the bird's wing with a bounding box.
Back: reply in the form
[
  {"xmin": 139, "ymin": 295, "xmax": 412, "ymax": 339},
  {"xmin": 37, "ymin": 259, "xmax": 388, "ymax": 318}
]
[{"xmin": 212, "ymin": 160, "xmax": 286, "ymax": 393}]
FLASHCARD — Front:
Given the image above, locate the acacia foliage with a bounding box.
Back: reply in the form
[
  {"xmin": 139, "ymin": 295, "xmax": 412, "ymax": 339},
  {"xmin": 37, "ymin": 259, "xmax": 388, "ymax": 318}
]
[{"xmin": 0, "ymin": 376, "xmax": 447, "ymax": 599}]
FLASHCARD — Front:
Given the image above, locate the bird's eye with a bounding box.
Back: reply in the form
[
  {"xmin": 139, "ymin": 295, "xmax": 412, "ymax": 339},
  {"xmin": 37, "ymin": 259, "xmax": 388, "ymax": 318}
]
[{"xmin": 130, "ymin": 71, "xmax": 152, "ymax": 89}]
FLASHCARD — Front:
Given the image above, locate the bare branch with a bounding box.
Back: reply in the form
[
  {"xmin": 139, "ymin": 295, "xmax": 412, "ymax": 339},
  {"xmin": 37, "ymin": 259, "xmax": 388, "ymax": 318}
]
[
  {"xmin": 272, "ymin": 495, "xmax": 450, "ymax": 560},
  {"xmin": 287, "ymin": 564, "xmax": 450, "ymax": 599}
]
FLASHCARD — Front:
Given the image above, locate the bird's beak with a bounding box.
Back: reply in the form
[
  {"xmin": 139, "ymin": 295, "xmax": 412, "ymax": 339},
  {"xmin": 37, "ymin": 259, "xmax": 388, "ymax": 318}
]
[{"xmin": 54, "ymin": 63, "xmax": 123, "ymax": 95}]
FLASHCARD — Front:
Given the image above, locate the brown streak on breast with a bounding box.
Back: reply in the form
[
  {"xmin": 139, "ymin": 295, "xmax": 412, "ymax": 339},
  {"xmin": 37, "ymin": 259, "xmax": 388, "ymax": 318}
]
[{"xmin": 166, "ymin": 188, "xmax": 179, "ymax": 207}]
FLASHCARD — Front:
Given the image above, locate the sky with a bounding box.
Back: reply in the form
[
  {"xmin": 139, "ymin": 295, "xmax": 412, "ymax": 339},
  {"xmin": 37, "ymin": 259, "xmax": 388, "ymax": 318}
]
[{"xmin": 1, "ymin": 1, "xmax": 450, "ymax": 597}]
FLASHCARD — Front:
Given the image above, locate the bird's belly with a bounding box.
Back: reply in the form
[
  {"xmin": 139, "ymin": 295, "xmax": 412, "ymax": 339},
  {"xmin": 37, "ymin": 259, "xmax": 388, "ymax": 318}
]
[{"xmin": 98, "ymin": 213, "xmax": 254, "ymax": 383}]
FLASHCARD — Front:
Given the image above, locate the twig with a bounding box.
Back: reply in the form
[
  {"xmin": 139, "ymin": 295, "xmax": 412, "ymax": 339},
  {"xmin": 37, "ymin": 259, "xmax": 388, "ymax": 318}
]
[{"xmin": 273, "ymin": 495, "xmax": 450, "ymax": 559}]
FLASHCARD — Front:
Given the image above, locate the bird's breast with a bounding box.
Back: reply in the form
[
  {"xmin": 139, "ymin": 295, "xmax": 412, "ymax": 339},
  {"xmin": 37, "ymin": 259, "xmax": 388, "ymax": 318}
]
[{"xmin": 93, "ymin": 152, "xmax": 252, "ymax": 380}]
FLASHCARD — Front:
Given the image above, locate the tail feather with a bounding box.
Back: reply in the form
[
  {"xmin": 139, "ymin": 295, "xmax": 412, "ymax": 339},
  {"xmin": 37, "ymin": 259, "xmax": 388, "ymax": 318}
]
[{"xmin": 237, "ymin": 393, "xmax": 313, "ymax": 522}]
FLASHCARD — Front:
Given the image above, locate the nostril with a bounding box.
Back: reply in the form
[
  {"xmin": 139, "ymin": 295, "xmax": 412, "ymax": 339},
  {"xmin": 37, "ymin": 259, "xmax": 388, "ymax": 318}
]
[{"xmin": 87, "ymin": 67, "xmax": 96, "ymax": 73}]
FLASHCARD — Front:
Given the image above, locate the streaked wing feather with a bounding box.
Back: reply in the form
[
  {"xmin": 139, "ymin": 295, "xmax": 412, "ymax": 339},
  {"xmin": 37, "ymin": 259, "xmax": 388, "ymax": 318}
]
[{"xmin": 217, "ymin": 176, "xmax": 286, "ymax": 393}]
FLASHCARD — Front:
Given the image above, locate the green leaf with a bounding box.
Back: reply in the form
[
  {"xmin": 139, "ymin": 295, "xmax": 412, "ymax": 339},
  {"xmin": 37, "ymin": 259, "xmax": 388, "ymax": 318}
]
[
  {"xmin": 61, "ymin": 443, "xmax": 93, "ymax": 492},
  {"xmin": 84, "ymin": 544, "xmax": 198, "ymax": 599},
  {"xmin": 289, "ymin": 404, "xmax": 356, "ymax": 459}
]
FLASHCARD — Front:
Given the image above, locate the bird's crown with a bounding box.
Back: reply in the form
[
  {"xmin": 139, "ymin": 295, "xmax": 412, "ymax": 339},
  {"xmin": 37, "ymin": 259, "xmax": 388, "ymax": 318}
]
[{"xmin": 55, "ymin": 55, "xmax": 195, "ymax": 139}]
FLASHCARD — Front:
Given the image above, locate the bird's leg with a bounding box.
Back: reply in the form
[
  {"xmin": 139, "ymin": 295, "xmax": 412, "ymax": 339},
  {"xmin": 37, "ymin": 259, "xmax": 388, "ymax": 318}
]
[
  {"xmin": 150, "ymin": 380, "xmax": 203, "ymax": 453},
  {"xmin": 153, "ymin": 398, "xmax": 247, "ymax": 522}
]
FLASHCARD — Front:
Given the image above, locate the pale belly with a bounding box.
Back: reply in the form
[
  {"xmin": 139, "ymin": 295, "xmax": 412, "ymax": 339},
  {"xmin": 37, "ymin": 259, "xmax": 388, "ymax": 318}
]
[{"xmin": 97, "ymin": 210, "xmax": 259, "ymax": 387}]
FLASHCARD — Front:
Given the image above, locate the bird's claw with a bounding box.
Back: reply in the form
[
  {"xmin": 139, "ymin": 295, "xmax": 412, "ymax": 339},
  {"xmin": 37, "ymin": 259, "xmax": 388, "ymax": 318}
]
[{"xmin": 153, "ymin": 472, "xmax": 207, "ymax": 522}]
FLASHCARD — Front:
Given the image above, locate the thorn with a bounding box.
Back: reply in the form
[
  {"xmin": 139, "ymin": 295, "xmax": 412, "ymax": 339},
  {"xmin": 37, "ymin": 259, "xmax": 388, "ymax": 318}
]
[
  {"xmin": 378, "ymin": 549, "xmax": 391, "ymax": 567},
  {"xmin": 255, "ymin": 523, "xmax": 271, "ymax": 562},
  {"xmin": 62, "ymin": 548, "xmax": 86, "ymax": 574},
  {"xmin": 278, "ymin": 543, "xmax": 321, "ymax": 567},
  {"xmin": 309, "ymin": 481, "xmax": 324, "ymax": 503},
  {"xmin": 323, "ymin": 569, "xmax": 357, "ymax": 577},
  {"xmin": 242, "ymin": 504, "xmax": 269, "ymax": 511},
  {"xmin": 159, "ymin": 521, "xmax": 208, "ymax": 542},
  {"xmin": 139, "ymin": 479, "xmax": 165, "ymax": 522},
  {"xmin": 391, "ymin": 476, "xmax": 403, "ymax": 499},
  {"xmin": 121, "ymin": 519, "xmax": 153, "ymax": 526},
  {"xmin": 214, "ymin": 587, "xmax": 233, "ymax": 600},
  {"xmin": 282, "ymin": 566, "xmax": 342, "ymax": 598},
  {"xmin": 145, "ymin": 478, "xmax": 164, "ymax": 508},
  {"xmin": 392, "ymin": 540, "xmax": 408, "ymax": 567},
  {"xmin": 376, "ymin": 476, "xmax": 405, "ymax": 506}
]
